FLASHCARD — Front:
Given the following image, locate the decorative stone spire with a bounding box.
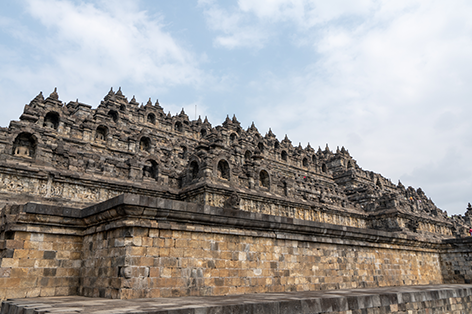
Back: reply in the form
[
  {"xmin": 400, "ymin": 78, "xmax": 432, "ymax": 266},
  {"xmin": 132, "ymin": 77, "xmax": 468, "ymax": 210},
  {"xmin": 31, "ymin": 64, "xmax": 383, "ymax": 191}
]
[
  {"xmin": 397, "ymin": 180, "xmax": 405, "ymax": 190},
  {"xmin": 116, "ymin": 87, "xmax": 124, "ymax": 97},
  {"xmin": 30, "ymin": 91, "xmax": 44, "ymax": 105},
  {"xmin": 197, "ymin": 115, "xmax": 202, "ymax": 124},
  {"xmin": 130, "ymin": 95, "xmax": 139, "ymax": 106},
  {"xmin": 223, "ymin": 115, "xmax": 232, "ymax": 126},
  {"xmin": 266, "ymin": 128, "xmax": 276, "ymax": 139},
  {"xmin": 248, "ymin": 122, "xmax": 258, "ymax": 133},
  {"xmin": 325, "ymin": 143, "xmax": 330, "ymax": 153},
  {"xmin": 179, "ymin": 108, "xmax": 189, "ymax": 120},
  {"xmin": 232, "ymin": 114, "xmax": 239, "ymax": 124},
  {"xmin": 104, "ymin": 87, "xmax": 115, "ymax": 102},
  {"xmin": 282, "ymin": 134, "xmax": 291, "ymax": 145},
  {"xmin": 204, "ymin": 116, "xmax": 209, "ymax": 124},
  {"xmin": 49, "ymin": 87, "xmax": 59, "ymax": 100},
  {"xmin": 167, "ymin": 111, "xmax": 172, "ymax": 119},
  {"xmin": 146, "ymin": 98, "xmax": 152, "ymax": 107},
  {"xmin": 336, "ymin": 146, "xmax": 340, "ymax": 154},
  {"xmin": 341, "ymin": 146, "xmax": 346, "ymax": 154}
]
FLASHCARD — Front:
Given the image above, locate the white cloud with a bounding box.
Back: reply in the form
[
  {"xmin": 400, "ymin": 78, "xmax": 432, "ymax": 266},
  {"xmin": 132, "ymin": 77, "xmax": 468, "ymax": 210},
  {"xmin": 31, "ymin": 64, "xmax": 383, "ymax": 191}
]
[
  {"xmin": 26, "ymin": 0, "xmax": 201, "ymax": 84},
  {"xmin": 238, "ymin": 0, "xmax": 375, "ymax": 28},
  {"xmin": 200, "ymin": 3, "xmax": 268, "ymax": 49},
  {"xmin": 200, "ymin": 0, "xmax": 378, "ymax": 49},
  {"xmin": 0, "ymin": 0, "xmax": 204, "ymax": 123}
]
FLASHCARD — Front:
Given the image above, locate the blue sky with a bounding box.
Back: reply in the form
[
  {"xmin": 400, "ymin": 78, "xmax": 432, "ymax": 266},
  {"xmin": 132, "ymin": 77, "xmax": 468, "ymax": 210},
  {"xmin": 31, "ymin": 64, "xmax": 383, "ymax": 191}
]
[{"xmin": 1, "ymin": 0, "xmax": 472, "ymax": 215}]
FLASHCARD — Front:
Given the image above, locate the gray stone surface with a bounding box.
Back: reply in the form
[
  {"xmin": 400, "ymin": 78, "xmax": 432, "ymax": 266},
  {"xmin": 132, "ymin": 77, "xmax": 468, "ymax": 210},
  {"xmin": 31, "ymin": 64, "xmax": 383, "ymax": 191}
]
[{"xmin": 2, "ymin": 284, "xmax": 472, "ymax": 314}]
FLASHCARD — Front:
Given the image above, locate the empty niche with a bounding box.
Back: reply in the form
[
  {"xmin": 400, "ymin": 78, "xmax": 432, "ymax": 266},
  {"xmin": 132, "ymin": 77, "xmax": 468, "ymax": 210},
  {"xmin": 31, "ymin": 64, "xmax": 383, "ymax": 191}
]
[
  {"xmin": 143, "ymin": 160, "xmax": 158, "ymax": 180},
  {"xmin": 120, "ymin": 104, "xmax": 126, "ymax": 111},
  {"xmin": 189, "ymin": 161, "xmax": 199, "ymax": 180},
  {"xmin": 95, "ymin": 126, "xmax": 108, "ymax": 142},
  {"xmin": 217, "ymin": 159, "xmax": 230, "ymax": 180},
  {"xmin": 274, "ymin": 141, "xmax": 280, "ymax": 149},
  {"xmin": 147, "ymin": 113, "xmax": 156, "ymax": 124},
  {"xmin": 258, "ymin": 142, "xmax": 264, "ymax": 153},
  {"xmin": 200, "ymin": 129, "xmax": 207, "ymax": 138},
  {"xmin": 43, "ymin": 112, "xmax": 59, "ymax": 129},
  {"xmin": 108, "ymin": 110, "xmax": 119, "ymax": 123},
  {"xmin": 259, "ymin": 170, "xmax": 270, "ymax": 188},
  {"xmin": 303, "ymin": 157, "xmax": 308, "ymax": 167},
  {"xmin": 322, "ymin": 164, "xmax": 327, "ymax": 173},
  {"xmin": 13, "ymin": 132, "xmax": 36, "ymax": 158},
  {"xmin": 174, "ymin": 121, "xmax": 183, "ymax": 132},
  {"xmin": 281, "ymin": 150, "xmax": 288, "ymax": 161},
  {"xmin": 139, "ymin": 137, "xmax": 151, "ymax": 152}
]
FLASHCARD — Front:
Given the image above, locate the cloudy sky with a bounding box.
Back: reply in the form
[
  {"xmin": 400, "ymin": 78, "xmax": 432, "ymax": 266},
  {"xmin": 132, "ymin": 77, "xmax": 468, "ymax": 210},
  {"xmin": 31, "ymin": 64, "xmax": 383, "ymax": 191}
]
[{"xmin": 1, "ymin": 0, "xmax": 472, "ymax": 215}]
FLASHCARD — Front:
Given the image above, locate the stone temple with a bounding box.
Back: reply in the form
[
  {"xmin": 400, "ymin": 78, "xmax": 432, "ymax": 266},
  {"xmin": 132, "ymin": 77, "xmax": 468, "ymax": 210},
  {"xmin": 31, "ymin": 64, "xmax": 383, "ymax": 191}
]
[{"xmin": 1, "ymin": 88, "xmax": 472, "ymax": 313}]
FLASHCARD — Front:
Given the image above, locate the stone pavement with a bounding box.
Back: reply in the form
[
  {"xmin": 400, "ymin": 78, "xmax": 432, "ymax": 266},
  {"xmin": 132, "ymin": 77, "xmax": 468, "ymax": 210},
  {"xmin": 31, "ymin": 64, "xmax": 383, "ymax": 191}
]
[{"xmin": 2, "ymin": 284, "xmax": 472, "ymax": 314}]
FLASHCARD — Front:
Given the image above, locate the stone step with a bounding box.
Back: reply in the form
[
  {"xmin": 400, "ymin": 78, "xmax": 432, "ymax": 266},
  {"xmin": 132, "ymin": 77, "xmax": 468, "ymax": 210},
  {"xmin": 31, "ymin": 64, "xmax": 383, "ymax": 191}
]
[{"xmin": 2, "ymin": 284, "xmax": 472, "ymax": 314}]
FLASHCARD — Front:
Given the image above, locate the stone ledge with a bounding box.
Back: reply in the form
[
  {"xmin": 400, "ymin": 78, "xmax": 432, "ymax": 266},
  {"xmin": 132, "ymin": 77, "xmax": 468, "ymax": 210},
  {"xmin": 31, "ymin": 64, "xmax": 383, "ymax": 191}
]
[
  {"xmin": 2, "ymin": 284, "xmax": 472, "ymax": 314},
  {"xmin": 21, "ymin": 194, "xmax": 445, "ymax": 249}
]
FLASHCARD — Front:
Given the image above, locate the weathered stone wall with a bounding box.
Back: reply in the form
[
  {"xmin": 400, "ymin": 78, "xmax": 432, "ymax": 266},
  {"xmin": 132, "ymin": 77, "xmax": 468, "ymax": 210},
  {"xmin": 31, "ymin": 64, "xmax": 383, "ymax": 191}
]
[
  {"xmin": 440, "ymin": 238, "xmax": 472, "ymax": 285},
  {"xmin": 0, "ymin": 231, "xmax": 82, "ymax": 300},
  {"xmin": 79, "ymin": 224, "xmax": 443, "ymax": 299},
  {"xmin": 1, "ymin": 194, "xmax": 460, "ymax": 300}
]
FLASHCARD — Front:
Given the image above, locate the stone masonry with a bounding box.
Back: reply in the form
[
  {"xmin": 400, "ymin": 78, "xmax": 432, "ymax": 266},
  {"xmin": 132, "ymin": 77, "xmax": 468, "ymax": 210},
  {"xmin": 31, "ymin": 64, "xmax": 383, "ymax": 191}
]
[{"xmin": 0, "ymin": 88, "xmax": 471, "ymax": 302}]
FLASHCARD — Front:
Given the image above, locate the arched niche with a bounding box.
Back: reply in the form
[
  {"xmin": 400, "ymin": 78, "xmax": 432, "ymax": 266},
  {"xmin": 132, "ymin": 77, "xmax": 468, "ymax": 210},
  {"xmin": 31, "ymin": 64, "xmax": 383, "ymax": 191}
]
[
  {"xmin": 229, "ymin": 133, "xmax": 237, "ymax": 145},
  {"xmin": 108, "ymin": 110, "xmax": 118, "ymax": 123},
  {"xmin": 143, "ymin": 160, "xmax": 158, "ymax": 180},
  {"xmin": 322, "ymin": 164, "xmax": 327, "ymax": 173},
  {"xmin": 274, "ymin": 141, "xmax": 280, "ymax": 149},
  {"xmin": 303, "ymin": 157, "xmax": 308, "ymax": 167},
  {"xmin": 95, "ymin": 126, "xmax": 108, "ymax": 142},
  {"xmin": 13, "ymin": 133, "xmax": 36, "ymax": 158},
  {"xmin": 174, "ymin": 121, "xmax": 183, "ymax": 132},
  {"xmin": 217, "ymin": 159, "xmax": 230, "ymax": 180},
  {"xmin": 139, "ymin": 137, "xmax": 151, "ymax": 152},
  {"xmin": 43, "ymin": 112, "xmax": 59, "ymax": 129},
  {"xmin": 147, "ymin": 113, "xmax": 156, "ymax": 124},
  {"xmin": 281, "ymin": 150, "xmax": 288, "ymax": 161},
  {"xmin": 189, "ymin": 160, "xmax": 199, "ymax": 180},
  {"xmin": 200, "ymin": 129, "xmax": 207, "ymax": 138},
  {"xmin": 257, "ymin": 142, "xmax": 264, "ymax": 153},
  {"xmin": 259, "ymin": 170, "xmax": 270, "ymax": 188}
]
